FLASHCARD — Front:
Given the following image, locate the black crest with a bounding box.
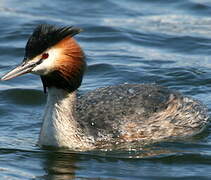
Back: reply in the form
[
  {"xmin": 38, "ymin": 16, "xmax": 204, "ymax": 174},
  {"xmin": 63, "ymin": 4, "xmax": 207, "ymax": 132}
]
[{"xmin": 24, "ymin": 24, "xmax": 82, "ymax": 60}]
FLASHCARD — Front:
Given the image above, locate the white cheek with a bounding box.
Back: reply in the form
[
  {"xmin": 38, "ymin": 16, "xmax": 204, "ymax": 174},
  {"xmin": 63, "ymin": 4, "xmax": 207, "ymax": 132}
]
[
  {"xmin": 32, "ymin": 59, "xmax": 54, "ymax": 75},
  {"xmin": 31, "ymin": 48, "xmax": 60, "ymax": 75}
]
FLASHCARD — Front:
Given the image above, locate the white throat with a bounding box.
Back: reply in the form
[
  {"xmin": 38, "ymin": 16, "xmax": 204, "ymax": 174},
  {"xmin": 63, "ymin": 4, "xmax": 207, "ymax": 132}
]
[{"xmin": 38, "ymin": 87, "xmax": 93, "ymax": 150}]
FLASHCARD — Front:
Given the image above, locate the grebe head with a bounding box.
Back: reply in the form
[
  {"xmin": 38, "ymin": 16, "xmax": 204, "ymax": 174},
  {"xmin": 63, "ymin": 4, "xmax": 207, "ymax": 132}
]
[{"xmin": 1, "ymin": 24, "xmax": 86, "ymax": 92}]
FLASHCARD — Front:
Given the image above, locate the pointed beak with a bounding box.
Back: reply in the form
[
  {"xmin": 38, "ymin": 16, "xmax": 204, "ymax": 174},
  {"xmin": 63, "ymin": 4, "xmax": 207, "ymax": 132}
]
[{"xmin": 1, "ymin": 60, "xmax": 37, "ymax": 81}]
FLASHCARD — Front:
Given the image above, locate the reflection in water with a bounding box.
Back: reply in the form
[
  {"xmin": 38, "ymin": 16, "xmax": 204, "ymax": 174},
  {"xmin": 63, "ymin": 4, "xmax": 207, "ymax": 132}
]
[
  {"xmin": 37, "ymin": 144, "xmax": 183, "ymax": 180},
  {"xmin": 41, "ymin": 150, "xmax": 78, "ymax": 180},
  {"xmin": 37, "ymin": 132, "xmax": 210, "ymax": 179},
  {"xmin": 1, "ymin": 0, "xmax": 211, "ymax": 179}
]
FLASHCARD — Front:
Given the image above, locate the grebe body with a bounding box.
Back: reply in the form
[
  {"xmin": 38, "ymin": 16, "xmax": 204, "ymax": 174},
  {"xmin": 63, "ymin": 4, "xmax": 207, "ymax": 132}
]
[{"xmin": 1, "ymin": 24, "xmax": 209, "ymax": 150}]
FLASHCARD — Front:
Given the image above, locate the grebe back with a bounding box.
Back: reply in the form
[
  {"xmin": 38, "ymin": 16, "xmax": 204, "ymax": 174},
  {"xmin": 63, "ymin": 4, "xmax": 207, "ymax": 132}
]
[{"xmin": 1, "ymin": 24, "xmax": 209, "ymax": 150}]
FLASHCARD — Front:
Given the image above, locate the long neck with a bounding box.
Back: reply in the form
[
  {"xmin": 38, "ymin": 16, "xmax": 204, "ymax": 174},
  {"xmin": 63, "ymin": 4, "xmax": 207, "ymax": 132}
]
[{"xmin": 38, "ymin": 87, "xmax": 93, "ymax": 150}]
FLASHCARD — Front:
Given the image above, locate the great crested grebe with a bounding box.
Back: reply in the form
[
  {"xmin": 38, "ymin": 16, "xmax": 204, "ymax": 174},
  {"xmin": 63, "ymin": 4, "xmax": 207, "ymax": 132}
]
[{"xmin": 1, "ymin": 24, "xmax": 209, "ymax": 150}]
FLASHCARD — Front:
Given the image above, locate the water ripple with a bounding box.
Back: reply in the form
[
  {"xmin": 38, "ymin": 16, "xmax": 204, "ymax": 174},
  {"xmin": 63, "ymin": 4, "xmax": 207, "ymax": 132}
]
[{"xmin": 0, "ymin": 0, "xmax": 211, "ymax": 179}]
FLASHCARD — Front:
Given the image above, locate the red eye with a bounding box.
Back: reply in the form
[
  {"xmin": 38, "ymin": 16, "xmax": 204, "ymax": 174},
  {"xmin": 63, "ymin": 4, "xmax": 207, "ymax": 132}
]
[{"xmin": 42, "ymin": 53, "xmax": 49, "ymax": 59}]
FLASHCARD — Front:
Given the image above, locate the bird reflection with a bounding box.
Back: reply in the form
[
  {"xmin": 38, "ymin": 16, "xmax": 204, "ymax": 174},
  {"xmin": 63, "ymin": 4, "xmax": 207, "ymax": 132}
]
[{"xmin": 40, "ymin": 149, "xmax": 79, "ymax": 180}]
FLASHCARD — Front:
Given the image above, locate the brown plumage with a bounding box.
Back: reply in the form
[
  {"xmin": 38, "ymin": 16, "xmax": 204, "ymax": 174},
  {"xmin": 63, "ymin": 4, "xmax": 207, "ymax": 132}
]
[
  {"xmin": 1, "ymin": 24, "xmax": 209, "ymax": 150},
  {"xmin": 41, "ymin": 37, "xmax": 86, "ymax": 93}
]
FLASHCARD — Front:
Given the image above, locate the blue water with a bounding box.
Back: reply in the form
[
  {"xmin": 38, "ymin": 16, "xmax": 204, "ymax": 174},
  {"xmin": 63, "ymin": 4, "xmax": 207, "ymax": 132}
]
[{"xmin": 0, "ymin": 0, "xmax": 211, "ymax": 179}]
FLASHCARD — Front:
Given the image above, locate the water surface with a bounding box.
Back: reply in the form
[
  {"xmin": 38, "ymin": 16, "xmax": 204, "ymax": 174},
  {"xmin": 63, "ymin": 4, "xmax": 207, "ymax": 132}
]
[{"xmin": 0, "ymin": 0, "xmax": 211, "ymax": 179}]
